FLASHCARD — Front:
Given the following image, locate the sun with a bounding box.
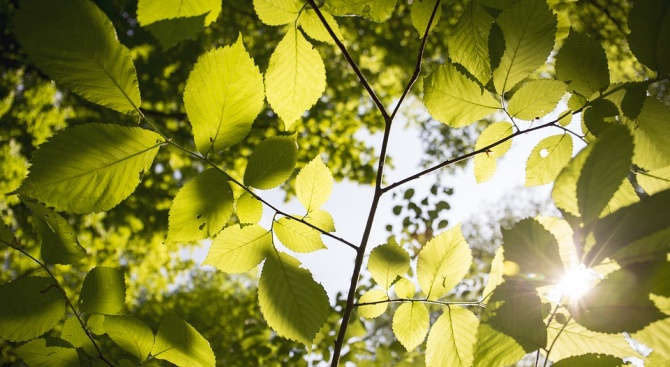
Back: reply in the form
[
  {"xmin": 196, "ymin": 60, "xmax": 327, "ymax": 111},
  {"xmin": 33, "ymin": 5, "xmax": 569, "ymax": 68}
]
[{"xmin": 555, "ymin": 264, "xmax": 601, "ymax": 302}]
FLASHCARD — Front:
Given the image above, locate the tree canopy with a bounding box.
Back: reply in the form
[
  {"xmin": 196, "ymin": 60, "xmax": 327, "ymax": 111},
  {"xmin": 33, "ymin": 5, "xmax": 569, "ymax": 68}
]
[{"xmin": 1, "ymin": 0, "xmax": 670, "ymax": 366}]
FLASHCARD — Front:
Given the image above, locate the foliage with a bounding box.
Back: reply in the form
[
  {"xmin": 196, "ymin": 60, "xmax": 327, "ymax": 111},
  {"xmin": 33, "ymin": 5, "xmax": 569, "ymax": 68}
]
[{"xmin": 1, "ymin": 0, "xmax": 670, "ymax": 366}]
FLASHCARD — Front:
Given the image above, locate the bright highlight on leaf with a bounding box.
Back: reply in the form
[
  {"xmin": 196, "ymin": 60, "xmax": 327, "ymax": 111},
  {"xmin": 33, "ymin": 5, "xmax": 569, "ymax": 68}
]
[
  {"xmin": 258, "ymin": 250, "xmax": 329, "ymax": 346},
  {"xmin": 254, "ymin": 0, "xmax": 303, "ymax": 26},
  {"xmin": 265, "ymin": 26, "xmax": 327, "ymax": 128},
  {"xmin": 274, "ymin": 217, "xmax": 327, "ymax": 253},
  {"xmin": 184, "ymin": 38, "xmax": 265, "ymax": 155},
  {"xmin": 19, "ymin": 123, "xmax": 162, "ymax": 214},
  {"xmin": 151, "ymin": 314, "xmax": 216, "ymax": 367},
  {"xmin": 14, "ymin": 0, "xmax": 141, "ymax": 114},
  {"xmin": 392, "ymin": 302, "xmax": 429, "ymax": 351},
  {"xmin": 203, "ymin": 224, "xmax": 271, "ymax": 273},
  {"xmin": 394, "ymin": 277, "xmax": 416, "ymax": 299},
  {"xmin": 296, "ymin": 156, "xmax": 333, "ymax": 212},
  {"xmin": 167, "ymin": 169, "xmax": 234, "ymax": 242},
  {"xmin": 244, "ymin": 137, "xmax": 298, "ymax": 190},
  {"xmin": 474, "ymin": 122, "xmax": 514, "ymax": 183}
]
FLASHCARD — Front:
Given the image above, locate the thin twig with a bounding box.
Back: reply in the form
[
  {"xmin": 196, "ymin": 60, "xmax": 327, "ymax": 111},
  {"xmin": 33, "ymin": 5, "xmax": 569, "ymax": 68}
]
[{"xmin": 356, "ymin": 298, "xmax": 484, "ymax": 308}]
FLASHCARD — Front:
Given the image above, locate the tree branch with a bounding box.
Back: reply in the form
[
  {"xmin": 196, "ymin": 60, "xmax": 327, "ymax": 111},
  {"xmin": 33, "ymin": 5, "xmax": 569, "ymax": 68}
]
[{"xmin": 356, "ymin": 298, "xmax": 484, "ymax": 308}]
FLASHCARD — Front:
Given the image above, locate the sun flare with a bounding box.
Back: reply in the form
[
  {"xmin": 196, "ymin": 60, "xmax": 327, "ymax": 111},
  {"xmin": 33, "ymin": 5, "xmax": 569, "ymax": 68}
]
[{"xmin": 555, "ymin": 264, "xmax": 600, "ymax": 301}]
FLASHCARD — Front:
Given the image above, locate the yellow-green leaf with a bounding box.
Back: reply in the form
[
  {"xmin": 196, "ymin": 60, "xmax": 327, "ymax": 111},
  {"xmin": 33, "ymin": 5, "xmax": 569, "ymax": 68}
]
[
  {"xmin": 508, "ymin": 80, "xmax": 566, "ymax": 120},
  {"xmin": 167, "ymin": 169, "xmax": 234, "ymax": 242},
  {"xmin": 426, "ymin": 307, "xmax": 478, "ymax": 367},
  {"xmin": 254, "ymin": 0, "xmax": 303, "ymax": 26},
  {"xmin": 244, "ymin": 137, "xmax": 297, "ymax": 190},
  {"xmin": 473, "ymin": 122, "xmax": 514, "ymax": 183},
  {"xmin": 298, "ymin": 9, "xmax": 343, "ymax": 44},
  {"xmin": 15, "ymin": 338, "xmax": 79, "ymax": 367},
  {"xmin": 358, "ymin": 289, "xmax": 389, "ymax": 319},
  {"xmin": 19, "ymin": 123, "xmax": 162, "ymax": 214},
  {"xmin": 326, "ymin": 0, "xmax": 398, "ymax": 22},
  {"xmin": 151, "ymin": 315, "xmax": 215, "ymax": 367},
  {"xmin": 236, "ymin": 191, "xmax": 263, "ymax": 224},
  {"xmin": 394, "ymin": 277, "xmax": 416, "ymax": 299},
  {"xmin": 392, "ymin": 302, "xmax": 429, "ymax": 351},
  {"xmin": 625, "ymin": 97, "xmax": 670, "ymax": 170},
  {"xmin": 296, "ymin": 156, "xmax": 333, "ymax": 212},
  {"xmin": 555, "ymin": 31, "xmax": 610, "ymax": 97},
  {"xmin": 105, "ymin": 315, "xmax": 155, "ymax": 361},
  {"xmin": 525, "ymin": 134, "xmax": 573, "ymax": 187},
  {"xmin": 14, "ymin": 0, "xmax": 141, "ymax": 114},
  {"xmin": 447, "ymin": 0, "xmax": 493, "ymax": 84},
  {"xmin": 265, "ymin": 27, "xmax": 326, "ymax": 128},
  {"xmin": 368, "ymin": 240, "xmax": 410, "ymax": 290},
  {"xmin": 553, "ymin": 143, "xmax": 593, "ymax": 216},
  {"xmin": 203, "ymin": 224, "xmax": 271, "ymax": 274},
  {"xmin": 79, "ymin": 267, "xmax": 125, "ymax": 315},
  {"xmin": 304, "ymin": 209, "xmax": 336, "ymax": 232},
  {"xmin": 424, "ymin": 61, "xmax": 499, "ymax": 127},
  {"xmin": 417, "ymin": 224, "xmax": 472, "ymax": 300},
  {"xmin": 274, "ymin": 216, "xmax": 326, "ymax": 253},
  {"xmin": 137, "ymin": 0, "xmax": 220, "ymax": 26},
  {"xmin": 627, "ymin": 0, "xmax": 670, "ymax": 75},
  {"xmin": 638, "ymin": 166, "xmax": 670, "ymax": 196},
  {"xmin": 411, "ymin": 0, "xmax": 442, "ymax": 36},
  {"xmin": 258, "ymin": 250, "xmax": 329, "ymax": 345},
  {"xmin": 184, "ymin": 38, "xmax": 264, "ymax": 155}
]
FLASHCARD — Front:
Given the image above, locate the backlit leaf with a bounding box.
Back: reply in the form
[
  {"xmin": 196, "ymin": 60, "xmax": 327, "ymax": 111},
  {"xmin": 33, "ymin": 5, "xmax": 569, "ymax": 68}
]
[
  {"xmin": 14, "ymin": 0, "xmax": 141, "ymax": 114},
  {"xmin": 358, "ymin": 289, "xmax": 389, "ymax": 319},
  {"xmin": 368, "ymin": 240, "xmax": 410, "ymax": 290},
  {"xmin": 492, "ymin": 0, "xmax": 557, "ymax": 94},
  {"xmin": 473, "ymin": 322, "xmax": 526, "ymax": 367},
  {"xmin": 203, "ymin": 224, "xmax": 271, "ymax": 273},
  {"xmin": 394, "ymin": 277, "xmax": 415, "ymax": 299},
  {"xmin": 0, "ymin": 277, "xmax": 65, "ymax": 342},
  {"xmin": 447, "ymin": 0, "xmax": 493, "ymax": 84},
  {"xmin": 15, "ymin": 338, "xmax": 79, "ymax": 367},
  {"xmin": 507, "ymin": 80, "xmax": 566, "ymax": 120},
  {"xmin": 143, "ymin": 15, "xmax": 208, "ymax": 50},
  {"xmin": 167, "ymin": 169, "xmax": 234, "ymax": 242},
  {"xmin": 627, "ymin": 0, "xmax": 670, "ymax": 75},
  {"xmin": 638, "ymin": 166, "xmax": 670, "ymax": 195},
  {"xmin": 304, "ymin": 209, "xmax": 336, "ymax": 232},
  {"xmin": 525, "ymin": 134, "xmax": 573, "ymax": 187},
  {"xmin": 184, "ymin": 38, "xmax": 265, "ymax": 154},
  {"xmin": 298, "ymin": 9, "xmax": 343, "ymax": 44},
  {"xmin": 258, "ymin": 250, "xmax": 329, "ymax": 345},
  {"xmin": 411, "ymin": 0, "xmax": 442, "ymax": 36},
  {"xmin": 482, "ymin": 246, "xmax": 504, "ymax": 299},
  {"xmin": 577, "ymin": 125, "xmax": 633, "ymax": 224},
  {"xmin": 326, "ymin": 0, "xmax": 398, "ymax": 22},
  {"xmin": 87, "ymin": 314, "xmax": 106, "ymax": 336},
  {"xmin": 60, "ymin": 316, "xmax": 97, "ymax": 356},
  {"xmin": 635, "ymin": 316, "xmax": 670, "ymax": 359},
  {"xmin": 547, "ymin": 316, "xmax": 638, "ymax": 361},
  {"xmin": 625, "ymin": 97, "xmax": 670, "ymax": 170},
  {"xmin": 105, "ymin": 315, "xmax": 155, "ymax": 361},
  {"xmin": 474, "ymin": 122, "xmax": 513, "ymax": 183},
  {"xmin": 0, "ymin": 219, "xmax": 13, "ymax": 249},
  {"xmin": 555, "ymin": 31, "xmax": 609, "ymax": 97},
  {"xmin": 151, "ymin": 314, "xmax": 215, "ymax": 367},
  {"xmin": 424, "ymin": 61, "xmax": 499, "ymax": 127},
  {"xmin": 137, "ymin": 0, "xmax": 220, "ymax": 26},
  {"xmin": 551, "ymin": 354, "xmax": 624, "ymax": 367},
  {"xmin": 392, "ymin": 302, "xmax": 429, "ymax": 351},
  {"xmin": 236, "ymin": 191, "xmax": 263, "ymax": 224},
  {"xmin": 274, "ymin": 216, "xmax": 326, "ymax": 253},
  {"xmin": 265, "ymin": 27, "xmax": 326, "ymax": 128},
  {"xmin": 254, "ymin": 0, "xmax": 303, "ymax": 26},
  {"xmin": 23, "ymin": 199, "xmax": 86, "ymax": 265},
  {"xmin": 553, "ymin": 143, "xmax": 593, "ymax": 216},
  {"xmin": 244, "ymin": 137, "xmax": 297, "ymax": 190},
  {"xmin": 19, "ymin": 123, "xmax": 162, "ymax": 214},
  {"xmin": 296, "ymin": 156, "xmax": 333, "ymax": 212},
  {"xmin": 425, "ymin": 306, "xmax": 478, "ymax": 367},
  {"xmin": 79, "ymin": 267, "xmax": 125, "ymax": 315},
  {"xmin": 417, "ymin": 225, "xmax": 472, "ymax": 300}
]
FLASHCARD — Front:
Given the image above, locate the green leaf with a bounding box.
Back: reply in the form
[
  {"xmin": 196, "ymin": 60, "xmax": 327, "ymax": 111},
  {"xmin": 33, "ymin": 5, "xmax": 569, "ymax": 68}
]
[
  {"xmin": 19, "ymin": 123, "xmax": 162, "ymax": 214},
  {"xmin": 638, "ymin": 166, "xmax": 670, "ymax": 195},
  {"xmin": 392, "ymin": 302, "xmax": 429, "ymax": 351},
  {"xmin": 0, "ymin": 277, "xmax": 65, "ymax": 342},
  {"xmin": 358, "ymin": 289, "xmax": 389, "ymax": 319},
  {"xmin": 298, "ymin": 9, "xmax": 343, "ymax": 45},
  {"xmin": 627, "ymin": 0, "xmax": 670, "ymax": 75},
  {"xmin": 296, "ymin": 156, "xmax": 333, "ymax": 212},
  {"xmin": 304, "ymin": 209, "xmax": 336, "ymax": 232},
  {"xmin": 274, "ymin": 216, "xmax": 326, "ymax": 253},
  {"xmin": 577, "ymin": 125, "xmax": 633, "ymax": 223},
  {"xmin": 601, "ymin": 82, "xmax": 647, "ymax": 120},
  {"xmin": 137, "ymin": 0, "xmax": 220, "ymax": 26},
  {"xmin": 635, "ymin": 316, "xmax": 670, "ymax": 359},
  {"xmin": 87, "ymin": 314, "xmax": 106, "ymax": 336},
  {"xmin": 501, "ymin": 218, "xmax": 564, "ymax": 285},
  {"xmin": 555, "ymin": 31, "xmax": 610, "ymax": 96},
  {"xmin": 411, "ymin": 0, "xmax": 442, "ymax": 36},
  {"xmin": 474, "ymin": 122, "xmax": 514, "ymax": 183},
  {"xmin": 424, "ymin": 61, "xmax": 499, "ymax": 127},
  {"xmin": 151, "ymin": 314, "xmax": 215, "ymax": 367},
  {"xmin": 507, "ymin": 80, "xmax": 566, "ymax": 120},
  {"xmin": 203, "ymin": 224, "xmax": 271, "ymax": 273},
  {"xmin": 582, "ymin": 99, "xmax": 619, "ymax": 139},
  {"xmin": 184, "ymin": 38, "xmax": 265, "ymax": 155},
  {"xmin": 482, "ymin": 246, "xmax": 505, "ymax": 299},
  {"xmin": 144, "ymin": 14, "xmax": 208, "ymax": 50},
  {"xmin": 368, "ymin": 240, "xmax": 410, "ymax": 290},
  {"xmin": 265, "ymin": 27, "xmax": 326, "ymax": 128},
  {"xmin": 244, "ymin": 137, "xmax": 297, "ymax": 190},
  {"xmin": 647, "ymin": 352, "xmax": 670, "ymax": 367},
  {"xmin": 14, "ymin": 0, "xmax": 141, "ymax": 114},
  {"xmin": 167, "ymin": 169, "xmax": 233, "ymax": 242},
  {"xmin": 625, "ymin": 97, "xmax": 670, "ymax": 170},
  {"xmin": 586, "ymin": 189, "xmax": 670, "ymax": 266},
  {"xmin": 553, "ymin": 143, "xmax": 593, "ymax": 216},
  {"xmin": 425, "ymin": 306, "xmax": 478, "ymax": 367},
  {"xmin": 105, "ymin": 315, "xmax": 155, "ymax": 361},
  {"xmin": 547, "ymin": 316, "xmax": 639, "ymax": 361},
  {"xmin": 22, "ymin": 199, "xmax": 86, "ymax": 265},
  {"xmin": 417, "ymin": 224, "xmax": 472, "ymax": 300},
  {"xmin": 525, "ymin": 134, "xmax": 573, "ymax": 187},
  {"xmin": 79, "ymin": 266, "xmax": 125, "ymax": 315},
  {"xmin": 258, "ymin": 250, "xmax": 329, "ymax": 345},
  {"xmin": 473, "ymin": 322, "xmax": 526, "ymax": 367},
  {"xmin": 611, "ymin": 227, "xmax": 670, "ymax": 267},
  {"xmin": 0, "ymin": 218, "xmax": 13, "ymax": 249},
  {"xmin": 394, "ymin": 277, "xmax": 416, "ymax": 299},
  {"xmin": 551, "ymin": 354, "xmax": 624, "ymax": 367},
  {"xmin": 253, "ymin": 0, "xmax": 303, "ymax": 26},
  {"xmin": 60, "ymin": 316, "xmax": 98, "ymax": 356},
  {"xmin": 326, "ymin": 0, "xmax": 398, "ymax": 22},
  {"xmin": 492, "ymin": 0, "xmax": 557, "ymax": 94},
  {"xmin": 447, "ymin": 0, "xmax": 493, "ymax": 84},
  {"xmin": 483, "ymin": 279, "xmax": 547, "ymax": 351},
  {"xmin": 600, "ymin": 179, "xmax": 639, "ymax": 217},
  {"xmin": 15, "ymin": 338, "xmax": 79, "ymax": 367},
  {"xmin": 569, "ymin": 262, "xmax": 668, "ymax": 333},
  {"xmin": 236, "ymin": 191, "xmax": 263, "ymax": 224}
]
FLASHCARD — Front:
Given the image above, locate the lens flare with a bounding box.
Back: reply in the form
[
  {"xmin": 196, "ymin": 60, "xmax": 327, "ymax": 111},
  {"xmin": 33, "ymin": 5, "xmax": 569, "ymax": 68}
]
[{"xmin": 555, "ymin": 264, "xmax": 600, "ymax": 302}]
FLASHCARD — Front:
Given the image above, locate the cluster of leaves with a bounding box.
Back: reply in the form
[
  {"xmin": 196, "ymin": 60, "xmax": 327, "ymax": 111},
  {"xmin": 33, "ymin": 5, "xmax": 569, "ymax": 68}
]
[{"xmin": 1, "ymin": 0, "xmax": 670, "ymax": 366}]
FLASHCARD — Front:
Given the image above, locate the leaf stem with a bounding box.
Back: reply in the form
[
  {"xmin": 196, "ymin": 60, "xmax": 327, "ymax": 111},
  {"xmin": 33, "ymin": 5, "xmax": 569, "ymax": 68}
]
[{"xmin": 355, "ymin": 298, "xmax": 484, "ymax": 308}]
